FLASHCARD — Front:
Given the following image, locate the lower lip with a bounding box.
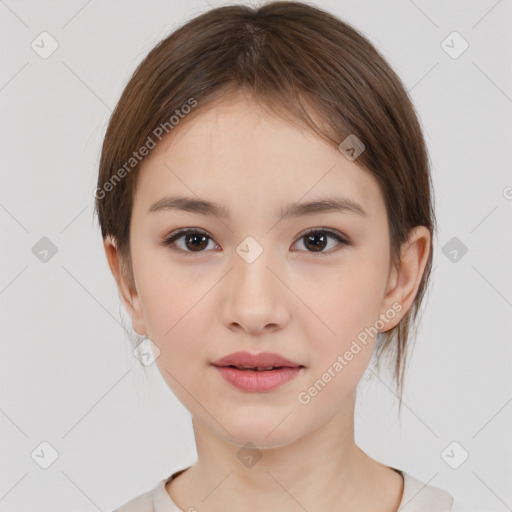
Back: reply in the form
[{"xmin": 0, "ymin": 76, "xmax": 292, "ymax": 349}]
[{"xmin": 212, "ymin": 365, "xmax": 303, "ymax": 392}]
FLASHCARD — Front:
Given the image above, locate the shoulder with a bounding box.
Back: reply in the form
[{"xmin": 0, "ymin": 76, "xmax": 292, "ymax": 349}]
[
  {"xmin": 111, "ymin": 487, "xmax": 155, "ymax": 512},
  {"xmin": 399, "ymin": 471, "xmax": 454, "ymax": 511},
  {"xmin": 112, "ymin": 467, "xmax": 189, "ymax": 512}
]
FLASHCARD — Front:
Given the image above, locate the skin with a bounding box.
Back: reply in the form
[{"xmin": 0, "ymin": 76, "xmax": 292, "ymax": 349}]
[{"xmin": 104, "ymin": 88, "xmax": 431, "ymax": 511}]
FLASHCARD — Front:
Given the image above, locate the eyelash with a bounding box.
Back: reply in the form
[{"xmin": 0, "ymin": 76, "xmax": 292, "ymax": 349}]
[{"xmin": 160, "ymin": 227, "xmax": 350, "ymax": 257}]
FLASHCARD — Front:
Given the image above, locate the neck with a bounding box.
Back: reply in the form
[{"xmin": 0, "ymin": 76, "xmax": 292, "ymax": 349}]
[{"xmin": 168, "ymin": 391, "xmax": 401, "ymax": 511}]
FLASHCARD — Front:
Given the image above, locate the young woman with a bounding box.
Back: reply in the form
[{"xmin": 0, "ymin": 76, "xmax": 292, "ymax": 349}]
[{"xmin": 95, "ymin": 2, "xmax": 460, "ymax": 510}]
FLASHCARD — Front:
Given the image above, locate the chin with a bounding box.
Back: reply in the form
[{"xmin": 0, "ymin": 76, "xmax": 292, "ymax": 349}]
[
  {"xmin": 216, "ymin": 419, "xmax": 303, "ymax": 451},
  {"xmin": 228, "ymin": 434, "xmax": 295, "ymax": 451}
]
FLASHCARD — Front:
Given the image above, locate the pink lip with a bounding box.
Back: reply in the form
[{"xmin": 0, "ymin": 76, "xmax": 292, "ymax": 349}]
[
  {"xmin": 213, "ymin": 365, "xmax": 303, "ymax": 392},
  {"xmin": 211, "ymin": 351, "xmax": 303, "ymax": 368},
  {"xmin": 211, "ymin": 351, "xmax": 304, "ymax": 392}
]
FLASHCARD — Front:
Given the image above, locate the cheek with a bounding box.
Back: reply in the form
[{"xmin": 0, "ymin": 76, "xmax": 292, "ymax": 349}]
[
  {"xmin": 292, "ymin": 285, "xmax": 381, "ymax": 410},
  {"xmin": 140, "ymin": 278, "xmax": 207, "ymax": 353},
  {"xmin": 143, "ymin": 278, "xmax": 211, "ymax": 402},
  {"xmin": 134, "ymin": 262, "xmax": 222, "ymax": 398},
  {"xmin": 292, "ymin": 253, "xmax": 388, "ymax": 367},
  {"xmin": 131, "ymin": 242, "xmax": 211, "ymax": 338}
]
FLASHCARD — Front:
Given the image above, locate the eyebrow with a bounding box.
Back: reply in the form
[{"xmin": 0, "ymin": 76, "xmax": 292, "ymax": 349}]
[{"xmin": 147, "ymin": 195, "xmax": 367, "ymax": 220}]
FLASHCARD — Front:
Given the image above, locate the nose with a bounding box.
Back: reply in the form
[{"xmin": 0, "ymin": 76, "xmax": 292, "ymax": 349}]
[{"xmin": 219, "ymin": 245, "xmax": 291, "ymax": 335}]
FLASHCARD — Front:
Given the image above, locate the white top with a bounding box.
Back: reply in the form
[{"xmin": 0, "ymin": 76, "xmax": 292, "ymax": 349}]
[{"xmin": 112, "ymin": 466, "xmax": 457, "ymax": 512}]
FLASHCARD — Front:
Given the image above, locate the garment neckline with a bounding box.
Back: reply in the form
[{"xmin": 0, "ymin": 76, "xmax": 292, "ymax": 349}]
[{"xmin": 158, "ymin": 466, "xmax": 407, "ymax": 511}]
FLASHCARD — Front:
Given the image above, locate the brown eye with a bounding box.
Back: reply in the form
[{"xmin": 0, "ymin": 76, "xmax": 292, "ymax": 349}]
[
  {"xmin": 304, "ymin": 232, "xmax": 328, "ymax": 252},
  {"xmin": 293, "ymin": 229, "xmax": 350, "ymax": 254},
  {"xmin": 182, "ymin": 232, "xmax": 209, "ymax": 251},
  {"xmin": 162, "ymin": 228, "xmax": 217, "ymax": 255}
]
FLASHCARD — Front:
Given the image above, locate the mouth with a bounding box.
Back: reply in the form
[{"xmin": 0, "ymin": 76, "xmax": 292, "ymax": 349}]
[
  {"xmin": 213, "ymin": 364, "xmax": 302, "ymax": 371},
  {"xmin": 210, "ymin": 351, "xmax": 305, "ymax": 391},
  {"xmin": 211, "ymin": 350, "xmax": 304, "ymax": 369}
]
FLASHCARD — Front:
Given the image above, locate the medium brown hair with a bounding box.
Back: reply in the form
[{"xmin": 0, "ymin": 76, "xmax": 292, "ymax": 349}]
[{"xmin": 94, "ymin": 1, "xmax": 436, "ymax": 409}]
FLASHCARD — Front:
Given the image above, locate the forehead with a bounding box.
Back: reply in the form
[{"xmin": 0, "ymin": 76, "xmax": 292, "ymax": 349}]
[{"xmin": 134, "ymin": 91, "xmax": 384, "ymax": 219}]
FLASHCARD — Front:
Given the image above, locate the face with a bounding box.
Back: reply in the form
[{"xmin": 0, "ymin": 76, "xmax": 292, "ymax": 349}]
[{"xmin": 108, "ymin": 90, "xmax": 424, "ymax": 450}]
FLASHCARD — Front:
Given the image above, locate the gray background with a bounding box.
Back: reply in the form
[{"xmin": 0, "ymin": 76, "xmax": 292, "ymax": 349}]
[{"xmin": 1, "ymin": 0, "xmax": 511, "ymax": 511}]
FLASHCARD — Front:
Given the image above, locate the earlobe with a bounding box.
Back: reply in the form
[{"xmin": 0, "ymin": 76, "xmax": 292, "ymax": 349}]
[
  {"xmin": 103, "ymin": 236, "xmax": 147, "ymax": 336},
  {"xmin": 128, "ymin": 295, "xmax": 147, "ymax": 336},
  {"xmin": 378, "ymin": 226, "xmax": 431, "ymax": 331}
]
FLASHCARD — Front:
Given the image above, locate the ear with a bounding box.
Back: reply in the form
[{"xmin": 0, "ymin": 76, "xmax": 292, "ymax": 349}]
[
  {"xmin": 103, "ymin": 235, "xmax": 147, "ymax": 336},
  {"xmin": 378, "ymin": 226, "xmax": 431, "ymax": 332}
]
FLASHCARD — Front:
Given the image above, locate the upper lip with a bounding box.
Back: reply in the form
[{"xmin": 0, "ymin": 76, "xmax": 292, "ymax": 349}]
[{"xmin": 211, "ymin": 351, "xmax": 303, "ymax": 368}]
